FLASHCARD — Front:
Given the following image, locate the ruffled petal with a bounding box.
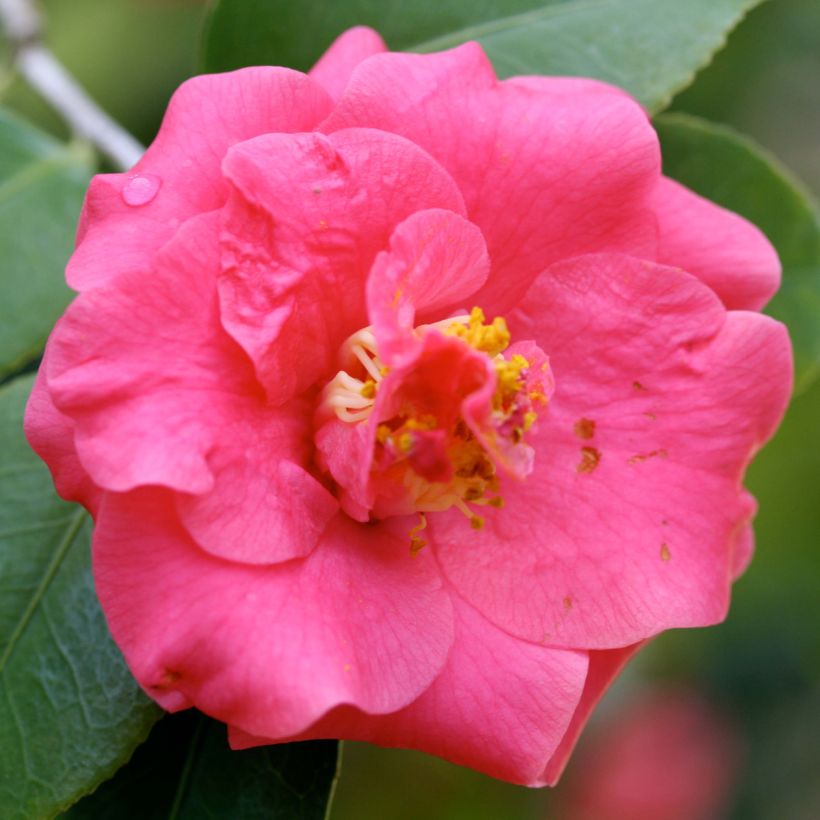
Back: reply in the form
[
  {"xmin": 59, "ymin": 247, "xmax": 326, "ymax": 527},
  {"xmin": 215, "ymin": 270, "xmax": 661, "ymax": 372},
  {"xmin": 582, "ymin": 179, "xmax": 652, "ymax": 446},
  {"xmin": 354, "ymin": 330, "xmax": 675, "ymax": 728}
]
[
  {"xmin": 366, "ymin": 208, "xmax": 489, "ymax": 367},
  {"xmin": 68, "ymin": 68, "xmax": 333, "ymax": 290},
  {"xmin": 48, "ymin": 213, "xmax": 253, "ymax": 495},
  {"xmin": 433, "ymin": 253, "xmax": 792, "ymax": 649},
  {"xmin": 50, "ymin": 212, "xmax": 335, "ymax": 564},
  {"xmin": 322, "ymin": 46, "xmax": 660, "ymax": 312},
  {"xmin": 230, "ymin": 597, "xmax": 588, "ymax": 786},
  {"xmin": 175, "ymin": 396, "xmax": 338, "ymax": 565},
  {"xmin": 309, "ymin": 26, "xmax": 387, "ymax": 102},
  {"xmin": 652, "ymin": 177, "xmax": 781, "ymax": 310},
  {"xmin": 93, "ymin": 491, "xmax": 454, "ymax": 737},
  {"xmin": 218, "ymin": 128, "xmax": 466, "ymax": 402},
  {"xmin": 24, "ymin": 361, "xmax": 101, "ymax": 515}
]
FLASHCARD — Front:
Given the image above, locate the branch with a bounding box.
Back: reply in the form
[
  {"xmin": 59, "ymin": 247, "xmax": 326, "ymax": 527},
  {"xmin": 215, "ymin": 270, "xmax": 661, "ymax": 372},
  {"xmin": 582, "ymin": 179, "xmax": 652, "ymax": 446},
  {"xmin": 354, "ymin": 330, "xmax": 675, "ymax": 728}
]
[{"xmin": 0, "ymin": 0, "xmax": 145, "ymax": 171}]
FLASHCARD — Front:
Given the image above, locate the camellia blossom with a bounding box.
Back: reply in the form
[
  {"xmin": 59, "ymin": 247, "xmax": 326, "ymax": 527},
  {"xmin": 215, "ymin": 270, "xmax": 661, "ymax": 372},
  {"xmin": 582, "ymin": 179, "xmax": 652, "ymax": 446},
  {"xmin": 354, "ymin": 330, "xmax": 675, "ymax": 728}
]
[{"xmin": 26, "ymin": 27, "xmax": 791, "ymax": 785}]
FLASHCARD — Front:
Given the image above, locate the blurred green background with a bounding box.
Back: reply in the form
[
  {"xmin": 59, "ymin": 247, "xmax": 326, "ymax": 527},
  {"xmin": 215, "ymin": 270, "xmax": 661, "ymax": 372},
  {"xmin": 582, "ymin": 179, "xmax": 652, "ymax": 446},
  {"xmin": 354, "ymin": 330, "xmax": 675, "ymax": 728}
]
[{"xmin": 2, "ymin": 1, "xmax": 818, "ymax": 818}]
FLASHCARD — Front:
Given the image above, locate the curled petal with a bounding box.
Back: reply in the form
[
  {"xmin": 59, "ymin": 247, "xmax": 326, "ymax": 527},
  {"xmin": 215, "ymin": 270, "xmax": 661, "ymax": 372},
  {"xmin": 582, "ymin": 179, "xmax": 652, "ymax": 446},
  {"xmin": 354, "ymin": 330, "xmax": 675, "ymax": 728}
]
[
  {"xmin": 48, "ymin": 214, "xmax": 249, "ymax": 495},
  {"xmin": 542, "ymin": 644, "xmax": 645, "ymax": 785},
  {"xmin": 231, "ymin": 598, "xmax": 589, "ymax": 786},
  {"xmin": 366, "ymin": 208, "xmax": 490, "ymax": 367},
  {"xmin": 176, "ymin": 397, "xmax": 338, "ymax": 565},
  {"xmin": 93, "ymin": 491, "xmax": 455, "ymax": 737},
  {"xmin": 24, "ymin": 361, "xmax": 101, "ymax": 515},
  {"xmin": 219, "ymin": 128, "xmax": 466, "ymax": 402}
]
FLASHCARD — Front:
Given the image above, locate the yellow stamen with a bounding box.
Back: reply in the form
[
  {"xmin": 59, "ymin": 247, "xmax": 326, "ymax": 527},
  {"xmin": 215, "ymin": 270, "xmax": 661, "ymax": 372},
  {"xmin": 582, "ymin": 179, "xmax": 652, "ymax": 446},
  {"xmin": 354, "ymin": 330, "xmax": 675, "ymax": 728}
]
[
  {"xmin": 445, "ymin": 306, "xmax": 511, "ymax": 357},
  {"xmin": 322, "ymin": 307, "xmax": 548, "ymax": 548}
]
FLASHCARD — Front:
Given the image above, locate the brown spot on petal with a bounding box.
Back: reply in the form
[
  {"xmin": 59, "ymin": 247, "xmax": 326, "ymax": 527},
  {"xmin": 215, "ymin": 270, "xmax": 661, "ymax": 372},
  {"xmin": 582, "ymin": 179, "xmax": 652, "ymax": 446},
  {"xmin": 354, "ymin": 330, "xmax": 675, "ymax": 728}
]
[
  {"xmin": 660, "ymin": 543, "xmax": 671, "ymax": 562},
  {"xmin": 633, "ymin": 381, "xmax": 647, "ymax": 391},
  {"xmin": 563, "ymin": 596, "xmax": 573, "ymax": 610},
  {"xmin": 577, "ymin": 446, "xmax": 601, "ymax": 473},
  {"xmin": 573, "ymin": 418, "xmax": 596, "ymax": 439},
  {"xmin": 628, "ymin": 449, "xmax": 669, "ymax": 464},
  {"xmin": 644, "ymin": 412, "xmax": 657, "ymax": 421}
]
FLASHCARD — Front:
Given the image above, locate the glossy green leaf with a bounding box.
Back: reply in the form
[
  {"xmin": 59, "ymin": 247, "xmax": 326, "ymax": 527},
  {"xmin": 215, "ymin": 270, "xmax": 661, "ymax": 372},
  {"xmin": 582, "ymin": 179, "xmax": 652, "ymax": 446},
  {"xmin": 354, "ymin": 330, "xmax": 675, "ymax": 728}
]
[
  {"xmin": 655, "ymin": 113, "xmax": 820, "ymax": 392},
  {"xmin": 202, "ymin": 0, "xmax": 555, "ymax": 73},
  {"xmin": 202, "ymin": 0, "xmax": 762, "ymax": 113},
  {"xmin": 63, "ymin": 711, "xmax": 340, "ymax": 820},
  {"xmin": 0, "ymin": 375, "xmax": 161, "ymax": 819},
  {"xmin": 0, "ymin": 110, "xmax": 92, "ymax": 381}
]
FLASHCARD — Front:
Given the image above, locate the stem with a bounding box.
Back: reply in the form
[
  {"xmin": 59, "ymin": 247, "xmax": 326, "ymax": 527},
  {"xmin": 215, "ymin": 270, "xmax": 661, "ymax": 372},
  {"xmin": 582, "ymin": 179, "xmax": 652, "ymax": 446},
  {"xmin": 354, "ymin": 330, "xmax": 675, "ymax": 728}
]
[{"xmin": 0, "ymin": 0, "xmax": 145, "ymax": 170}]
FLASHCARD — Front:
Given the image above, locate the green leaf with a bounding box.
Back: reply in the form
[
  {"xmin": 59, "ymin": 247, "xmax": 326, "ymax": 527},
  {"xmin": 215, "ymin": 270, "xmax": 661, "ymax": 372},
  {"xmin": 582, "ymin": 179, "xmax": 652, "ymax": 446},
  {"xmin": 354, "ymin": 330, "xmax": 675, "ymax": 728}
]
[
  {"xmin": 0, "ymin": 375, "xmax": 161, "ymax": 819},
  {"xmin": 62, "ymin": 711, "xmax": 340, "ymax": 820},
  {"xmin": 0, "ymin": 110, "xmax": 92, "ymax": 381},
  {"xmin": 202, "ymin": 0, "xmax": 762, "ymax": 113},
  {"xmin": 202, "ymin": 0, "xmax": 555, "ymax": 73},
  {"xmin": 655, "ymin": 112, "xmax": 820, "ymax": 392}
]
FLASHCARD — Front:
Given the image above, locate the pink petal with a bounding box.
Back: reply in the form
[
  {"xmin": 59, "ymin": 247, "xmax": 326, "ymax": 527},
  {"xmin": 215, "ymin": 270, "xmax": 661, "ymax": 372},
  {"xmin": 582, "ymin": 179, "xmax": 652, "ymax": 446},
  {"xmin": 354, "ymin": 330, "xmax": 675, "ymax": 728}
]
[
  {"xmin": 231, "ymin": 597, "xmax": 588, "ymax": 786},
  {"xmin": 316, "ymin": 331, "xmax": 496, "ymax": 521},
  {"xmin": 433, "ymin": 253, "xmax": 792, "ymax": 649},
  {"xmin": 366, "ymin": 208, "xmax": 489, "ymax": 366},
  {"xmin": 653, "ymin": 176, "xmax": 781, "ymax": 310},
  {"xmin": 176, "ymin": 396, "xmax": 338, "ymax": 565},
  {"xmin": 68, "ymin": 68, "xmax": 333, "ymax": 290},
  {"xmin": 49, "ymin": 212, "xmax": 335, "ymax": 564},
  {"xmin": 321, "ymin": 46, "xmax": 660, "ymax": 312},
  {"xmin": 542, "ymin": 644, "xmax": 644, "ymax": 785},
  {"xmin": 24, "ymin": 361, "xmax": 101, "ymax": 514},
  {"xmin": 93, "ymin": 490, "xmax": 454, "ymax": 737},
  {"xmin": 309, "ymin": 26, "xmax": 387, "ymax": 103},
  {"xmin": 47, "ymin": 213, "xmax": 252, "ymax": 495},
  {"xmin": 218, "ymin": 128, "xmax": 466, "ymax": 402}
]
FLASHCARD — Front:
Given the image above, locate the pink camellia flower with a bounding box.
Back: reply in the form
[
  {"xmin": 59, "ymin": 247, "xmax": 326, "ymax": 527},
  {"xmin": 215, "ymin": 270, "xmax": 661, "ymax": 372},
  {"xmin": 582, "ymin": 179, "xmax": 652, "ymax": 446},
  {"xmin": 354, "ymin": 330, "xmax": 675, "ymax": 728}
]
[
  {"xmin": 25, "ymin": 27, "xmax": 791, "ymax": 785},
  {"xmin": 558, "ymin": 688, "xmax": 743, "ymax": 820}
]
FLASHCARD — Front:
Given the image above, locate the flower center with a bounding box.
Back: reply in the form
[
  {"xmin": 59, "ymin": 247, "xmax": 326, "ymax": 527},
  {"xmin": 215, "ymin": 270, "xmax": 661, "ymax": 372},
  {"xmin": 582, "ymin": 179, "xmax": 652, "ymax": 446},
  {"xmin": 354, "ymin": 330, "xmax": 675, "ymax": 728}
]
[{"xmin": 319, "ymin": 308, "xmax": 551, "ymax": 551}]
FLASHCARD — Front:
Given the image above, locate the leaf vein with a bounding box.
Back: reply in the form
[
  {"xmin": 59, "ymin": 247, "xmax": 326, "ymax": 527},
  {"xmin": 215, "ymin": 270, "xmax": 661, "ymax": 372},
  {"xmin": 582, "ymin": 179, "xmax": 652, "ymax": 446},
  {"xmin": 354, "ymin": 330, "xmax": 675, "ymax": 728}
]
[{"xmin": 0, "ymin": 507, "xmax": 86, "ymax": 674}]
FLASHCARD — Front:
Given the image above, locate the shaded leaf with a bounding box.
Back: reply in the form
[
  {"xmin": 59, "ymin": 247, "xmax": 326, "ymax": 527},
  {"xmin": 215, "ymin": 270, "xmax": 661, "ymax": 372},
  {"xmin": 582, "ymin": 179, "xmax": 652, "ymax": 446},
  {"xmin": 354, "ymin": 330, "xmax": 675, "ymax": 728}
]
[
  {"xmin": 202, "ymin": 0, "xmax": 555, "ymax": 73},
  {"xmin": 63, "ymin": 711, "xmax": 340, "ymax": 820},
  {"xmin": 656, "ymin": 112, "xmax": 820, "ymax": 392},
  {"xmin": 0, "ymin": 110, "xmax": 92, "ymax": 381},
  {"xmin": 202, "ymin": 0, "xmax": 762, "ymax": 113},
  {"xmin": 0, "ymin": 375, "xmax": 161, "ymax": 819}
]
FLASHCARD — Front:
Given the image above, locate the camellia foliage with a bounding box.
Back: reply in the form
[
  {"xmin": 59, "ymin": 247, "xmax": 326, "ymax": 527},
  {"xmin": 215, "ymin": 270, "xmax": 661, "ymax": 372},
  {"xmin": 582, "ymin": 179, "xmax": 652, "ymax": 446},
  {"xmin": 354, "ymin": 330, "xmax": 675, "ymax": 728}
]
[{"xmin": 1, "ymin": 2, "xmax": 818, "ymax": 819}]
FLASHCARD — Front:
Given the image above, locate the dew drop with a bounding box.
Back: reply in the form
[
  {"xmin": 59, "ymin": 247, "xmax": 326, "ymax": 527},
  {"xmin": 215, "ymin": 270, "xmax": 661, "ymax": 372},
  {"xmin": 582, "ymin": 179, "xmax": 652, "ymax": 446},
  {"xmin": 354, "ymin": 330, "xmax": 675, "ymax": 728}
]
[{"xmin": 121, "ymin": 173, "xmax": 161, "ymax": 206}]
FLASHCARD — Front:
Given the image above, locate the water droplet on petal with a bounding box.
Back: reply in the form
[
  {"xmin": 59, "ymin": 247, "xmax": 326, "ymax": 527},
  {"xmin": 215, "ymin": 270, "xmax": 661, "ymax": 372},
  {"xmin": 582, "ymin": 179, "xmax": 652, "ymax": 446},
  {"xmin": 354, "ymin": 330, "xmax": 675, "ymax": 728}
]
[{"xmin": 121, "ymin": 173, "xmax": 161, "ymax": 206}]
